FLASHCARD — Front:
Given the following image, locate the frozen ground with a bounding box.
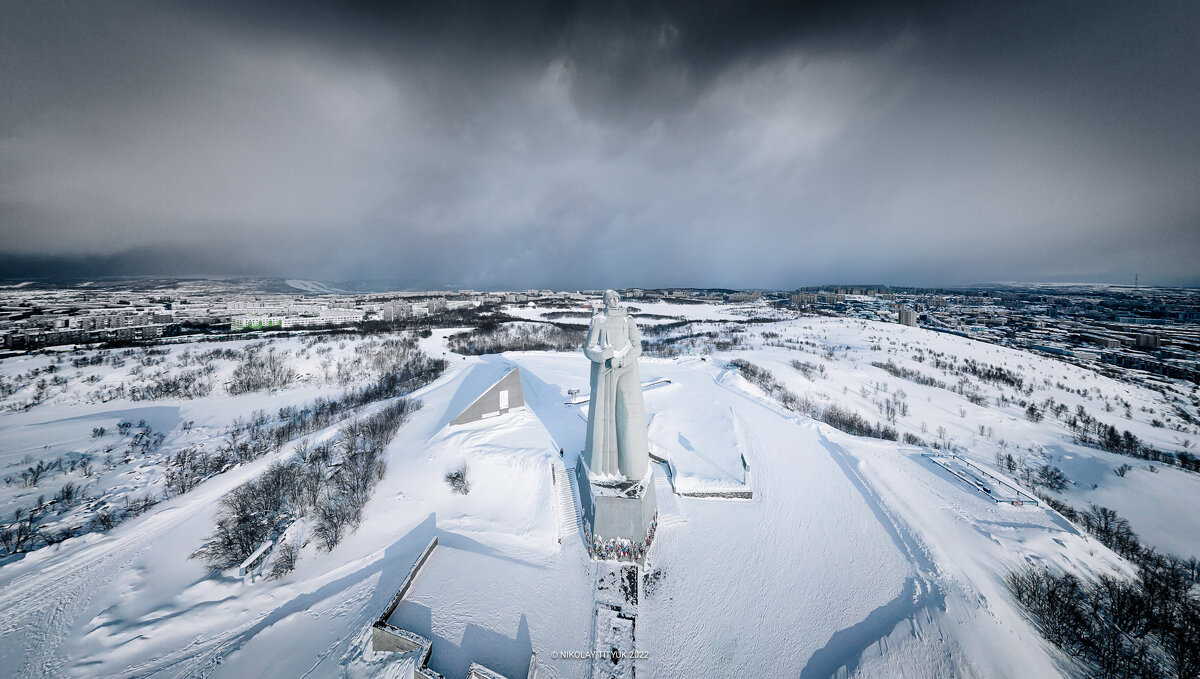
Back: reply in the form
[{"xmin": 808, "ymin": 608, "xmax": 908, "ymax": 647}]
[
  {"xmin": 0, "ymin": 303, "xmax": 1196, "ymax": 677},
  {"xmin": 730, "ymin": 316, "xmax": 1200, "ymax": 559},
  {"xmin": 644, "ymin": 377, "xmax": 749, "ymax": 495}
]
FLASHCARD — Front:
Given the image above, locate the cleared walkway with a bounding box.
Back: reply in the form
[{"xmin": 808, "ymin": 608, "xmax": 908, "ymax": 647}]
[{"xmin": 553, "ymin": 462, "xmax": 581, "ymax": 544}]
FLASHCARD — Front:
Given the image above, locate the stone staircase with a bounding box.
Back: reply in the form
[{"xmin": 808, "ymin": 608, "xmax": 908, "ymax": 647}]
[
  {"xmin": 652, "ymin": 463, "xmax": 686, "ymax": 527},
  {"xmin": 552, "ymin": 463, "xmax": 581, "ymax": 543}
]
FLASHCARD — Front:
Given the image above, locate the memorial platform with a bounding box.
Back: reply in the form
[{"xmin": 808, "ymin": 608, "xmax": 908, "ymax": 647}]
[{"xmin": 575, "ymin": 460, "xmax": 658, "ymax": 562}]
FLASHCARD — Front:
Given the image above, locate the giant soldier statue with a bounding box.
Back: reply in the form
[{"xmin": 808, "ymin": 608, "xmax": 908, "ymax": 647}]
[
  {"xmin": 583, "ymin": 290, "xmax": 650, "ymax": 482},
  {"xmin": 575, "ymin": 289, "xmax": 658, "ymax": 562}
]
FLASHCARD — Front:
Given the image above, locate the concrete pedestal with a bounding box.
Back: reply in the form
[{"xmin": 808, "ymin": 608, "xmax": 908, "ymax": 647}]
[{"xmin": 575, "ymin": 460, "xmax": 658, "ymax": 561}]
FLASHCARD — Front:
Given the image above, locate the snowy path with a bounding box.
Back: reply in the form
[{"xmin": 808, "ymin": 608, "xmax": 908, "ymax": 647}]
[{"xmin": 804, "ymin": 432, "xmax": 946, "ymax": 678}]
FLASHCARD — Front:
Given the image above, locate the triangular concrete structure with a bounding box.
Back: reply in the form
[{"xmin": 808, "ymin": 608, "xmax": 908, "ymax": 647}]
[{"xmin": 450, "ymin": 366, "xmax": 526, "ymax": 426}]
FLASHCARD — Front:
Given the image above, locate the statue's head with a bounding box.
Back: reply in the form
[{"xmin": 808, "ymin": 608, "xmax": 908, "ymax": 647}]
[{"xmin": 603, "ymin": 289, "xmax": 619, "ymax": 309}]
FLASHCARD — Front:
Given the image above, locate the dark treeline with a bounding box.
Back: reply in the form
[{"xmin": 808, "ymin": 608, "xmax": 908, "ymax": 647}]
[
  {"xmin": 790, "ymin": 359, "xmax": 826, "ymax": 381},
  {"xmin": 226, "ymin": 346, "xmax": 297, "ymax": 395},
  {"xmin": 540, "ymin": 310, "xmax": 594, "ymax": 320},
  {"xmin": 874, "ymin": 358, "xmax": 996, "ymax": 407},
  {"xmin": 872, "ymin": 360, "xmax": 946, "ymax": 389},
  {"xmin": 0, "ymin": 420, "xmax": 167, "ymax": 556},
  {"xmin": 640, "ymin": 319, "xmax": 696, "ymax": 337},
  {"xmin": 995, "ymin": 452, "xmax": 1069, "ymax": 492},
  {"xmin": 642, "ymin": 331, "xmax": 719, "ymax": 358},
  {"xmin": 355, "ymin": 304, "xmax": 503, "ymax": 334},
  {"xmin": 1010, "ymin": 497, "xmax": 1200, "ymax": 678},
  {"xmin": 449, "ymin": 321, "xmax": 586, "ymax": 355},
  {"xmin": 129, "ymin": 365, "xmax": 216, "ymax": 400},
  {"xmin": 818, "ymin": 404, "xmax": 900, "ymax": 441},
  {"xmin": 643, "ymin": 333, "xmax": 715, "ymax": 359},
  {"xmin": 0, "ymin": 343, "xmax": 446, "ymax": 559},
  {"xmin": 342, "ymin": 348, "xmax": 447, "ymax": 406},
  {"xmin": 191, "ymin": 399, "xmax": 419, "ymax": 572},
  {"xmin": 928, "ymin": 354, "xmax": 1025, "ymax": 391},
  {"xmin": 729, "ymin": 359, "xmax": 898, "ymax": 441},
  {"xmin": 642, "ymin": 321, "xmax": 764, "ymax": 356},
  {"xmin": 46, "ymin": 304, "xmax": 495, "ymax": 354},
  {"xmin": 1068, "ymin": 406, "xmax": 1200, "ymax": 473},
  {"xmin": 165, "ymin": 349, "xmax": 446, "ymax": 494},
  {"xmin": 87, "ymin": 305, "xmax": 500, "ymax": 349},
  {"xmin": 729, "ymin": 358, "xmax": 802, "ymax": 409}
]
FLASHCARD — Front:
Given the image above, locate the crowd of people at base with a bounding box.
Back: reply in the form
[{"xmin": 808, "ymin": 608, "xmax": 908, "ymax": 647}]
[{"xmin": 586, "ymin": 515, "xmax": 658, "ymax": 562}]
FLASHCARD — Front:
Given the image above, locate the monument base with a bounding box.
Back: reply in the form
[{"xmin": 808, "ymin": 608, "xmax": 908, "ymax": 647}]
[{"xmin": 575, "ymin": 460, "xmax": 658, "ymax": 562}]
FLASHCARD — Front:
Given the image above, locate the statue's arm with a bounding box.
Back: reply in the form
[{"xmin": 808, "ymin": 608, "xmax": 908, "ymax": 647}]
[
  {"xmin": 612, "ymin": 319, "xmax": 640, "ymax": 366},
  {"xmin": 583, "ymin": 319, "xmax": 612, "ymax": 363}
]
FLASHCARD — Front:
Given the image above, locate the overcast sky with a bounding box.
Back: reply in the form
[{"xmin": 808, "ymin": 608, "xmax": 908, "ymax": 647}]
[{"xmin": 1, "ymin": 1, "xmax": 1197, "ymax": 289}]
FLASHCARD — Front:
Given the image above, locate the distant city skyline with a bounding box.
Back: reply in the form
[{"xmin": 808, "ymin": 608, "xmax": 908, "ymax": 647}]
[{"xmin": 2, "ymin": 1, "xmax": 1199, "ymax": 288}]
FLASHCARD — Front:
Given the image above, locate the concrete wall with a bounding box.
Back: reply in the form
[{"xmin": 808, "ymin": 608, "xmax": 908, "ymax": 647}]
[
  {"xmin": 467, "ymin": 663, "xmax": 510, "ymax": 679},
  {"xmin": 576, "ymin": 459, "xmax": 658, "ymax": 557},
  {"xmin": 679, "ymin": 489, "xmax": 753, "ymax": 499},
  {"xmin": 379, "ymin": 536, "xmax": 439, "ymax": 625},
  {"xmin": 591, "ymin": 482, "xmax": 657, "ymax": 543},
  {"xmin": 372, "ymin": 622, "xmax": 427, "ymax": 654},
  {"xmin": 451, "ymin": 368, "xmax": 525, "ymax": 426},
  {"xmin": 368, "ymin": 532, "xmax": 540, "ymax": 677}
]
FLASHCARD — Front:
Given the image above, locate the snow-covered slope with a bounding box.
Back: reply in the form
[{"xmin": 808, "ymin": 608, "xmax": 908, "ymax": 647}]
[
  {"xmin": 0, "ymin": 308, "xmax": 1196, "ymax": 678},
  {"xmin": 285, "ymin": 279, "xmax": 348, "ymax": 294}
]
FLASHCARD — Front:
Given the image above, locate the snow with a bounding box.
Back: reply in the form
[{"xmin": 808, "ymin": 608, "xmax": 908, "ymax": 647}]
[
  {"xmin": 731, "ymin": 317, "xmax": 1200, "ymax": 559},
  {"xmin": 423, "ymin": 410, "xmax": 559, "ymax": 553},
  {"xmin": 923, "ymin": 454, "xmax": 1038, "ymax": 505},
  {"xmin": 644, "ymin": 378, "xmax": 748, "ymax": 495},
  {"xmin": 389, "ymin": 543, "xmax": 590, "ymax": 679},
  {"xmin": 499, "ymin": 299, "xmax": 770, "ymax": 326},
  {"xmin": 0, "ymin": 306, "xmax": 1196, "ymax": 677},
  {"xmin": 285, "ymin": 279, "xmax": 348, "ymax": 294}
]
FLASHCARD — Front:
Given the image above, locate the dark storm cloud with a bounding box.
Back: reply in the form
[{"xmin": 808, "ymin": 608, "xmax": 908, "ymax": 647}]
[{"xmin": 1, "ymin": 1, "xmax": 1198, "ymax": 288}]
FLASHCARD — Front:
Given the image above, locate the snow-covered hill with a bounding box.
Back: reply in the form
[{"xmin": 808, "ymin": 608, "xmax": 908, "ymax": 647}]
[
  {"xmin": 0, "ymin": 306, "xmax": 1196, "ymax": 677},
  {"xmin": 285, "ymin": 279, "xmax": 349, "ymax": 295}
]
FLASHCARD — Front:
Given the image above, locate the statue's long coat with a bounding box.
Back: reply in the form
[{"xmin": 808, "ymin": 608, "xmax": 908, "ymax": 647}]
[{"xmin": 583, "ymin": 308, "xmax": 648, "ymax": 481}]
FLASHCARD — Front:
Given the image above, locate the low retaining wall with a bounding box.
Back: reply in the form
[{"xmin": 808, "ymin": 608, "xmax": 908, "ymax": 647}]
[
  {"xmin": 650, "ymin": 450, "xmax": 754, "ymax": 500},
  {"xmin": 678, "ymin": 489, "xmax": 753, "ymax": 499},
  {"xmin": 369, "ymin": 535, "xmax": 540, "ymax": 679},
  {"xmin": 372, "ymin": 621, "xmax": 430, "ymax": 655},
  {"xmin": 378, "ymin": 536, "xmax": 440, "ymax": 628}
]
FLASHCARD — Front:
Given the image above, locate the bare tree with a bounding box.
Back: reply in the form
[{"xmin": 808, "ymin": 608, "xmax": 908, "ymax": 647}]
[{"xmin": 445, "ymin": 462, "xmax": 472, "ymax": 495}]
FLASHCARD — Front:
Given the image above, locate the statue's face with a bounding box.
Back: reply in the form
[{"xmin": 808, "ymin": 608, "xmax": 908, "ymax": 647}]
[{"xmin": 604, "ymin": 290, "xmax": 619, "ymax": 309}]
